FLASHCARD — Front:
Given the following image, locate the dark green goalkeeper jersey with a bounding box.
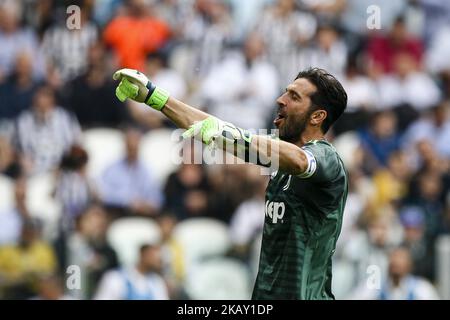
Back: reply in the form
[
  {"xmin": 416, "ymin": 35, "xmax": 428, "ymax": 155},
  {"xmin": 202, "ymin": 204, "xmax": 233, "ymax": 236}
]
[{"xmin": 252, "ymin": 139, "xmax": 348, "ymax": 300}]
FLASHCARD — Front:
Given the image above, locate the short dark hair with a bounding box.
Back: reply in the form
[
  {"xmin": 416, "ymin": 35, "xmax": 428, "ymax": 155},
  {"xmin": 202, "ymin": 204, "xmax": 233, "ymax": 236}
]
[
  {"xmin": 295, "ymin": 68, "xmax": 347, "ymax": 133},
  {"xmin": 140, "ymin": 243, "xmax": 156, "ymax": 255}
]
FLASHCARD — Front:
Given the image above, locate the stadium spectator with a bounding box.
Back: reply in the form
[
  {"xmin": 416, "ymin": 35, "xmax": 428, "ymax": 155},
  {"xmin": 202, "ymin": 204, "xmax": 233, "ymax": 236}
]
[
  {"xmin": 21, "ymin": 0, "xmax": 56, "ymax": 39},
  {"xmin": 14, "ymin": 85, "xmax": 82, "ymax": 175},
  {"xmin": 92, "ymin": 0, "xmax": 123, "ymax": 28},
  {"xmin": 0, "ymin": 136, "xmax": 21, "ymax": 178},
  {"xmin": 366, "ymin": 16, "xmax": 423, "ymax": 75},
  {"xmin": 227, "ymin": 0, "xmax": 270, "ymax": 40},
  {"xmin": 55, "ymin": 144, "xmax": 98, "ymax": 232},
  {"xmin": 62, "ymin": 42, "xmax": 129, "ymax": 128},
  {"xmin": 173, "ymin": 0, "xmax": 234, "ymax": 81},
  {"xmin": 419, "ymin": 0, "xmax": 450, "ymax": 45},
  {"xmin": 0, "ymin": 218, "xmax": 57, "ymax": 299},
  {"xmin": 375, "ymin": 53, "xmax": 441, "ymax": 122},
  {"xmin": 163, "ymin": 163, "xmax": 211, "ymax": 220},
  {"xmin": 406, "ymin": 169, "xmax": 447, "ymax": 243},
  {"xmin": 153, "ymin": 0, "xmax": 196, "ymax": 39},
  {"xmin": 0, "ymin": 176, "xmax": 29, "ymax": 245},
  {"xmin": 299, "ymin": 0, "xmax": 346, "ymax": 21},
  {"xmin": 156, "ymin": 212, "xmax": 185, "ymax": 299},
  {"xmin": 229, "ymin": 166, "xmax": 266, "ymax": 259},
  {"xmin": 342, "ymin": 211, "xmax": 401, "ymax": 288},
  {"xmin": 349, "ymin": 247, "xmax": 440, "ymax": 299},
  {"xmin": 297, "ymin": 23, "xmax": 348, "ymax": 80},
  {"xmin": 0, "ymin": 1, "xmax": 45, "ymax": 82},
  {"xmin": 426, "ymin": 25, "xmax": 450, "ymax": 75},
  {"xmin": 358, "ymin": 111, "xmax": 401, "ymax": 171},
  {"xmin": 32, "ymin": 274, "xmax": 76, "ymax": 300},
  {"xmin": 127, "ymin": 51, "xmax": 187, "ymax": 130},
  {"xmin": 370, "ymin": 150, "xmax": 412, "ymax": 210},
  {"xmin": 98, "ymin": 127, "xmax": 163, "ymax": 217},
  {"xmin": 0, "ymin": 52, "xmax": 40, "ymax": 121},
  {"xmin": 65, "ymin": 205, "xmax": 119, "ymax": 299},
  {"xmin": 208, "ymin": 165, "xmax": 260, "ymax": 223},
  {"xmin": 335, "ymin": 59, "xmax": 377, "ymax": 134},
  {"xmin": 94, "ymin": 244, "xmax": 169, "ymax": 300},
  {"xmin": 255, "ymin": 0, "xmax": 317, "ymax": 88},
  {"xmin": 103, "ymin": 0, "xmax": 171, "ymax": 71},
  {"xmin": 335, "ymin": 167, "xmax": 374, "ymax": 254},
  {"xmin": 199, "ymin": 32, "xmax": 279, "ymax": 129},
  {"xmin": 399, "ymin": 206, "xmax": 434, "ymax": 280},
  {"xmin": 40, "ymin": 6, "xmax": 98, "ymax": 83},
  {"xmin": 402, "ymin": 101, "xmax": 450, "ymax": 167}
]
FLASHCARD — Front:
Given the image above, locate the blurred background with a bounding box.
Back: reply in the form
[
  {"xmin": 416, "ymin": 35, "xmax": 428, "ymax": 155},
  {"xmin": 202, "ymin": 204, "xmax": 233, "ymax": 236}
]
[{"xmin": 0, "ymin": 0, "xmax": 450, "ymax": 300}]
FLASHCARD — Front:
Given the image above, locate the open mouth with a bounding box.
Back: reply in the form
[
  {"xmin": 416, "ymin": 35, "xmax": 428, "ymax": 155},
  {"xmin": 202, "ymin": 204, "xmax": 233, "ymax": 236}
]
[{"xmin": 274, "ymin": 113, "xmax": 286, "ymax": 127}]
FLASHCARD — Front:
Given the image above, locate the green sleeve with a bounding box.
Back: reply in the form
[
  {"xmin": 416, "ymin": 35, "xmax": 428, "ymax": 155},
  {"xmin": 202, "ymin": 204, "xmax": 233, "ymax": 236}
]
[{"xmin": 301, "ymin": 141, "xmax": 341, "ymax": 183}]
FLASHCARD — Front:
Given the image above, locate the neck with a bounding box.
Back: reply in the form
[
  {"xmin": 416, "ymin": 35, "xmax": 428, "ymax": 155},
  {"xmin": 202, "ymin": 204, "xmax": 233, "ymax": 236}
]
[
  {"xmin": 391, "ymin": 275, "xmax": 403, "ymax": 287},
  {"xmin": 296, "ymin": 128, "xmax": 325, "ymax": 147},
  {"xmin": 136, "ymin": 263, "xmax": 147, "ymax": 275},
  {"xmin": 16, "ymin": 75, "xmax": 32, "ymax": 88}
]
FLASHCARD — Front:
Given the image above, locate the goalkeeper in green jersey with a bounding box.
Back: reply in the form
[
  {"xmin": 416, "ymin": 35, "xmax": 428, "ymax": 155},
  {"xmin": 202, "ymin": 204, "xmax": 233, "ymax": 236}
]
[{"xmin": 113, "ymin": 66, "xmax": 348, "ymax": 300}]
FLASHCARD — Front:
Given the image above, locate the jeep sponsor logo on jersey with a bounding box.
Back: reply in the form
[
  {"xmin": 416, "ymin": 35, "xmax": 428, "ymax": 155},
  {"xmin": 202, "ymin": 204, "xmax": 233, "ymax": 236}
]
[{"xmin": 265, "ymin": 201, "xmax": 285, "ymax": 224}]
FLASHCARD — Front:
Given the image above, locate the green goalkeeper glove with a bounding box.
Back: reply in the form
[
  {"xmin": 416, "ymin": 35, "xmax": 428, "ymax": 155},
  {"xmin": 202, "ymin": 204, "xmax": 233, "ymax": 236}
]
[
  {"xmin": 182, "ymin": 116, "xmax": 253, "ymax": 150},
  {"xmin": 113, "ymin": 68, "xmax": 170, "ymax": 111}
]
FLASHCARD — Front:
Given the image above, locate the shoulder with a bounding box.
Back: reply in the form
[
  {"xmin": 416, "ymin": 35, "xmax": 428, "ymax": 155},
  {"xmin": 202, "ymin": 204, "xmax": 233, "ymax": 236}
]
[
  {"xmin": 302, "ymin": 140, "xmax": 341, "ymax": 164},
  {"xmin": 300, "ymin": 140, "xmax": 345, "ymax": 182},
  {"xmin": 54, "ymin": 107, "xmax": 78, "ymax": 122},
  {"xmin": 413, "ymin": 277, "xmax": 440, "ymax": 300}
]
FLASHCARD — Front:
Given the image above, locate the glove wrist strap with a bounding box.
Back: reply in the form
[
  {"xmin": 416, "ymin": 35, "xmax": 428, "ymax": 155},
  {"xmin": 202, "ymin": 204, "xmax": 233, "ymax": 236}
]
[{"xmin": 145, "ymin": 82, "xmax": 169, "ymax": 111}]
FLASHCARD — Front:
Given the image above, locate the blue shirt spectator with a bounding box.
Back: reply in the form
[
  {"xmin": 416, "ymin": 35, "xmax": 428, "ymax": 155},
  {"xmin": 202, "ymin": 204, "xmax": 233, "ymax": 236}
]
[
  {"xmin": 359, "ymin": 111, "xmax": 401, "ymax": 169},
  {"xmin": 0, "ymin": 52, "xmax": 40, "ymax": 120},
  {"xmin": 98, "ymin": 128, "xmax": 163, "ymax": 216}
]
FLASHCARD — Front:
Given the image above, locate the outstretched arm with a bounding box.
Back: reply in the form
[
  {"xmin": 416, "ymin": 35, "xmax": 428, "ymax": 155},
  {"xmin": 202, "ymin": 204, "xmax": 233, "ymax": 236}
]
[
  {"xmin": 113, "ymin": 69, "xmax": 314, "ymax": 176},
  {"xmin": 162, "ymin": 97, "xmax": 209, "ymax": 129}
]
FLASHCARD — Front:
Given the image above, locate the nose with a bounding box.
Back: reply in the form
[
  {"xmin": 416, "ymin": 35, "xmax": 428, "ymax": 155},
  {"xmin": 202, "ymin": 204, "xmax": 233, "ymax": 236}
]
[{"xmin": 276, "ymin": 93, "xmax": 287, "ymax": 107}]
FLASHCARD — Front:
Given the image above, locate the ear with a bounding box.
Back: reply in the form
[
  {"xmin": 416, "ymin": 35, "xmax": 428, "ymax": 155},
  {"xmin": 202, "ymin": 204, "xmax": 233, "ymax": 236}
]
[{"xmin": 310, "ymin": 109, "xmax": 327, "ymax": 126}]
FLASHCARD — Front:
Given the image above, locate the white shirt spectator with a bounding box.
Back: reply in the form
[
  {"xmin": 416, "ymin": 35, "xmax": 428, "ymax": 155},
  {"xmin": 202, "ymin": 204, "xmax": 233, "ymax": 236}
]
[
  {"xmin": 349, "ymin": 275, "xmax": 440, "ymax": 300},
  {"xmin": 229, "ymin": 198, "xmax": 265, "ymax": 247},
  {"xmin": 401, "ymin": 115, "xmax": 450, "ymax": 169},
  {"xmin": 152, "ymin": 68, "xmax": 187, "ymax": 101},
  {"xmin": 297, "ymin": 41, "xmax": 348, "ymax": 82},
  {"xmin": 228, "ymin": 0, "xmax": 272, "ymax": 40},
  {"xmin": 426, "ymin": 26, "xmax": 450, "ymax": 74},
  {"xmin": 376, "ymin": 73, "xmax": 441, "ymax": 111},
  {"xmin": 0, "ymin": 27, "xmax": 45, "ymax": 80},
  {"xmin": 340, "ymin": 75, "xmax": 378, "ymax": 113},
  {"xmin": 0, "ymin": 208, "xmax": 22, "ymax": 245},
  {"xmin": 200, "ymin": 52, "xmax": 279, "ymax": 130},
  {"xmin": 94, "ymin": 267, "xmax": 169, "ymax": 300}
]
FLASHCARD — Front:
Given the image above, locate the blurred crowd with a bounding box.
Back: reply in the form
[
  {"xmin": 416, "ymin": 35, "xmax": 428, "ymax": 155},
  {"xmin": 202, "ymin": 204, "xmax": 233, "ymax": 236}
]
[{"xmin": 0, "ymin": 0, "xmax": 450, "ymax": 300}]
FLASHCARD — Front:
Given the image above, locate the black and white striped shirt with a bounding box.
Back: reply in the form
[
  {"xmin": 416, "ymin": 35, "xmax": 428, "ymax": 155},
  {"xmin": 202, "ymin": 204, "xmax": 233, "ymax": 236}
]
[
  {"xmin": 15, "ymin": 107, "xmax": 82, "ymax": 175},
  {"xmin": 41, "ymin": 22, "xmax": 98, "ymax": 82}
]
